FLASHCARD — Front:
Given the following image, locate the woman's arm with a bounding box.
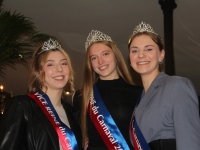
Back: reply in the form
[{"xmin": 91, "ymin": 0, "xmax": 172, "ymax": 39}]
[{"xmin": 172, "ymin": 78, "xmax": 200, "ymax": 150}]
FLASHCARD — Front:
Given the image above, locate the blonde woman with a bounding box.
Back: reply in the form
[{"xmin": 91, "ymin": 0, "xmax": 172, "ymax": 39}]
[
  {"xmin": 0, "ymin": 39, "xmax": 82, "ymax": 150},
  {"xmin": 73, "ymin": 30, "xmax": 142, "ymax": 149}
]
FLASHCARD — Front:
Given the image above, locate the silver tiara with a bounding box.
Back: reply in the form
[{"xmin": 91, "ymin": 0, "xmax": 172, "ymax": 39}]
[
  {"xmin": 38, "ymin": 38, "xmax": 61, "ymax": 55},
  {"xmin": 132, "ymin": 22, "xmax": 158, "ymax": 35},
  {"xmin": 85, "ymin": 30, "xmax": 112, "ymax": 50}
]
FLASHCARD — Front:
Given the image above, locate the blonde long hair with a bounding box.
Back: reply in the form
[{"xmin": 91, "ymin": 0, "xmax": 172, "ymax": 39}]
[{"xmin": 80, "ymin": 40, "xmax": 133, "ymax": 145}]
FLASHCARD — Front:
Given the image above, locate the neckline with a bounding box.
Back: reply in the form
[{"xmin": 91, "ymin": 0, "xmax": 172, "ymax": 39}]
[{"xmin": 96, "ymin": 77, "xmax": 126, "ymax": 87}]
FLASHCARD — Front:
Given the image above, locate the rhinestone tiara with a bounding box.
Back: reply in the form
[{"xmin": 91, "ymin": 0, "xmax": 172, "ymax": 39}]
[
  {"xmin": 38, "ymin": 38, "xmax": 61, "ymax": 55},
  {"xmin": 132, "ymin": 21, "xmax": 158, "ymax": 35},
  {"xmin": 85, "ymin": 30, "xmax": 112, "ymax": 50}
]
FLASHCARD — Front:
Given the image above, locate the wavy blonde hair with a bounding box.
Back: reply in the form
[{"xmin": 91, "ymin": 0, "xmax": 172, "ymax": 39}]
[{"xmin": 28, "ymin": 45, "xmax": 75, "ymax": 98}]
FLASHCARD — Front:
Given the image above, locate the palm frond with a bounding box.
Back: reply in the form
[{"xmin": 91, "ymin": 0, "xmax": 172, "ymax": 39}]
[{"xmin": 0, "ymin": 10, "xmax": 53, "ymax": 75}]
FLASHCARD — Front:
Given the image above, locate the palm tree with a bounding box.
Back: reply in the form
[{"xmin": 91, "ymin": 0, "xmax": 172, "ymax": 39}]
[{"xmin": 0, "ymin": 1, "xmax": 53, "ymax": 75}]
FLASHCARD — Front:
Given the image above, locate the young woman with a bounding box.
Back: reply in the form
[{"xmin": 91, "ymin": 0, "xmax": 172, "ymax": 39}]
[
  {"xmin": 128, "ymin": 22, "xmax": 200, "ymax": 150},
  {"xmin": 73, "ymin": 30, "xmax": 142, "ymax": 149},
  {"xmin": 0, "ymin": 39, "xmax": 82, "ymax": 150}
]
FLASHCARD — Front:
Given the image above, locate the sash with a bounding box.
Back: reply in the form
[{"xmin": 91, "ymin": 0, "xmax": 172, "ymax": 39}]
[
  {"xmin": 129, "ymin": 90, "xmax": 151, "ymax": 150},
  {"xmin": 88, "ymin": 84, "xmax": 130, "ymax": 150},
  {"xmin": 28, "ymin": 91, "xmax": 78, "ymax": 150}
]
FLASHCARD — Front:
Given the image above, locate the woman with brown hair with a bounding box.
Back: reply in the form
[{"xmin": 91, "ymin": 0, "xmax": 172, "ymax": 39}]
[
  {"xmin": 0, "ymin": 39, "xmax": 82, "ymax": 150},
  {"xmin": 128, "ymin": 22, "xmax": 200, "ymax": 150},
  {"xmin": 73, "ymin": 30, "xmax": 142, "ymax": 149}
]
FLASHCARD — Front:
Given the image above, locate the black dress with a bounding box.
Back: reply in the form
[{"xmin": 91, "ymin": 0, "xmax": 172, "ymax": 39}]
[{"xmin": 73, "ymin": 77, "xmax": 142, "ymax": 150}]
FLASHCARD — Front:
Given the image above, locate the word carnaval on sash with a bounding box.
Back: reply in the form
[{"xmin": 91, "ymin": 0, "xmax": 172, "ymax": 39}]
[{"xmin": 90, "ymin": 96, "xmax": 120, "ymax": 147}]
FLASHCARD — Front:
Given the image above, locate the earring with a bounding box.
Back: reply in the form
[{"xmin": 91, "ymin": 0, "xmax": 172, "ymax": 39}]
[{"xmin": 159, "ymin": 61, "xmax": 163, "ymax": 64}]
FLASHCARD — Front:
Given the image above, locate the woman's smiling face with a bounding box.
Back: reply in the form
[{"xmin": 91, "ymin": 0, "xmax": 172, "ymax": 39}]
[
  {"xmin": 42, "ymin": 51, "xmax": 69, "ymax": 91},
  {"xmin": 89, "ymin": 43, "xmax": 118, "ymax": 80},
  {"xmin": 129, "ymin": 34, "xmax": 164, "ymax": 77}
]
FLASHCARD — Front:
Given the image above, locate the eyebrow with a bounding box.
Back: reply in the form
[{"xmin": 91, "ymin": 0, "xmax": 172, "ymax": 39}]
[
  {"xmin": 130, "ymin": 45, "xmax": 154, "ymax": 49},
  {"xmin": 90, "ymin": 50, "xmax": 110, "ymax": 57},
  {"xmin": 145, "ymin": 45, "xmax": 154, "ymax": 48},
  {"xmin": 130, "ymin": 46, "xmax": 138, "ymax": 49},
  {"xmin": 45, "ymin": 58, "xmax": 67, "ymax": 62}
]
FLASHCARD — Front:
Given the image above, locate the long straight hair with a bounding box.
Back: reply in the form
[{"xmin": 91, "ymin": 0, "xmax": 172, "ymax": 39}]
[{"xmin": 80, "ymin": 40, "xmax": 134, "ymax": 145}]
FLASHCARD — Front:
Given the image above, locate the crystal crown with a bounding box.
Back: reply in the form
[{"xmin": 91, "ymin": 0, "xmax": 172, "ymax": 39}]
[
  {"xmin": 132, "ymin": 21, "xmax": 158, "ymax": 35},
  {"xmin": 38, "ymin": 38, "xmax": 61, "ymax": 55},
  {"xmin": 85, "ymin": 30, "xmax": 112, "ymax": 50}
]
